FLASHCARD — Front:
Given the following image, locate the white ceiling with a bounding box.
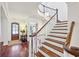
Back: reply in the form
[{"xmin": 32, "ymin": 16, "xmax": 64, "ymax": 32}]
[{"xmin": 7, "ymin": 2, "xmax": 42, "ymax": 20}]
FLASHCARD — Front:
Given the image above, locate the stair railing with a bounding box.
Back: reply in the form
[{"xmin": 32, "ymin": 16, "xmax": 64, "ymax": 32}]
[
  {"xmin": 29, "ymin": 3, "xmax": 58, "ymax": 56},
  {"xmin": 64, "ymin": 21, "xmax": 79, "ymax": 57}
]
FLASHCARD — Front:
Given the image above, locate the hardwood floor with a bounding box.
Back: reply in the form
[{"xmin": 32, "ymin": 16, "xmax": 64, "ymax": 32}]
[{"xmin": 1, "ymin": 42, "xmax": 28, "ymax": 57}]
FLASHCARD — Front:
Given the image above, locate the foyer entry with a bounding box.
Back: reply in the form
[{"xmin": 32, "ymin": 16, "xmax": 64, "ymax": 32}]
[{"xmin": 11, "ymin": 23, "xmax": 19, "ymax": 40}]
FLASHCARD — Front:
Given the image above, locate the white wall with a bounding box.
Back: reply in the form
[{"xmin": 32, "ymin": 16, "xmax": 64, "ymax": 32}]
[
  {"xmin": 0, "ymin": 3, "xmax": 1, "ymax": 42},
  {"xmin": 41, "ymin": 2, "xmax": 68, "ymax": 21},
  {"xmin": 68, "ymin": 2, "xmax": 79, "ymax": 22},
  {"xmin": 1, "ymin": 6, "xmax": 9, "ymax": 45}
]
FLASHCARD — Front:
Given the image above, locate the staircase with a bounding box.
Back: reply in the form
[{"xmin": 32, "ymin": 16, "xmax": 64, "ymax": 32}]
[
  {"xmin": 35, "ymin": 21, "xmax": 68, "ymax": 57},
  {"xmin": 29, "ymin": 3, "xmax": 77, "ymax": 57}
]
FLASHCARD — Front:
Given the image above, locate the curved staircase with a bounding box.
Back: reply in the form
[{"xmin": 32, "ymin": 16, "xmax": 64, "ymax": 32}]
[{"xmin": 35, "ymin": 21, "xmax": 69, "ymax": 57}]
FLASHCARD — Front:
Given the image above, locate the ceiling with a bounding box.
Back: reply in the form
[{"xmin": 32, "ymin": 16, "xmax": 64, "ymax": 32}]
[{"xmin": 7, "ymin": 2, "xmax": 42, "ymax": 20}]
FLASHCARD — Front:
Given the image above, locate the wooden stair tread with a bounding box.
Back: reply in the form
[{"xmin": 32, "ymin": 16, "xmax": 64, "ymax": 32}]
[
  {"xmin": 46, "ymin": 38, "xmax": 64, "ymax": 45},
  {"xmin": 60, "ymin": 21, "xmax": 68, "ymax": 22},
  {"xmin": 54, "ymin": 26, "xmax": 67, "ymax": 27},
  {"xmin": 52, "ymin": 29, "xmax": 68, "ymax": 30},
  {"xmin": 35, "ymin": 51, "xmax": 45, "ymax": 57},
  {"xmin": 48, "ymin": 35, "xmax": 66, "ymax": 39},
  {"xmin": 43, "ymin": 42, "xmax": 63, "ymax": 53},
  {"xmin": 50, "ymin": 32, "xmax": 67, "ymax": 34},
  {"xmin": 40, "ymin": 46, "xmax": 60, "ymax": 57}
]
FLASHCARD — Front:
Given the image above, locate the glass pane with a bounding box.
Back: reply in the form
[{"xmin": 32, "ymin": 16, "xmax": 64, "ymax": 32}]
[{"xmin": 12, "ymin": 23, "xmax": 19, "ymax": 34}]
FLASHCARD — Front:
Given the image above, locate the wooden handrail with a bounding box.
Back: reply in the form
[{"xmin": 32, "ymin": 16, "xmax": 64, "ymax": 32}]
[
  {"xmin": 64, "ymin": 46, "xmax": 79, "ymax": 57},
  {"xmin": 30, "ymin": 12, "xmax": 57, "ymax": 37},
  {"xmin": 64, "ymin": 21, "xmax": 79, "ymax": 57},
  {"xmin": 65, "ymin": 21, "xmax": 75, "ymax": 47}
]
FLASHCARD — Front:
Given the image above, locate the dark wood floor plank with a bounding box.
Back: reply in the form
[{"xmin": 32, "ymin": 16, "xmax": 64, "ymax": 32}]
[{"xmin": 1, "ymin": 42, "xmax": 28, "ymax": 57}]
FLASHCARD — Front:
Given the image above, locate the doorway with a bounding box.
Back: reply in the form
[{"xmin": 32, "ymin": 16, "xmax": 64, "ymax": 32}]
[{"xmin": 11, "ymin": 22, "xmax": 19, "ymax": 40}]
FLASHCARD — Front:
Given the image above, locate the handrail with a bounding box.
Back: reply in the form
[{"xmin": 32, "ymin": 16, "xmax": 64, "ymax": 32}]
[
  {"xmin": 65, "ymin": 21, "xmax": 75, "ymax": 47},
  {"xmin": 30, "ymin": 12, "xmax": 57, "ymax": 37},
  {"xmin": 64, "ymin": 21, "xmax": 79, "ymax": 57}
]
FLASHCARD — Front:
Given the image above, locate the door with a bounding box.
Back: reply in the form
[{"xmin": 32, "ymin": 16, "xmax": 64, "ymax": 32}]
[{"xmin": 11, "ymin": 23, "xmax": 19, "ymax": 40}]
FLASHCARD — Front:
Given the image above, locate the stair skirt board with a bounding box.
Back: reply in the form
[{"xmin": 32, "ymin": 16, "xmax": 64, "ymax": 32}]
[
  {"xmin": 46, "ymin": 36, "xmax": 66, "ymax": 42},
  {"xmin": 45, "ymin": 40, "xmax": 63, "ymax": 48},
  {"xmin": 42, "ymin": 44, "xmax": 63, "ymax": 57}
]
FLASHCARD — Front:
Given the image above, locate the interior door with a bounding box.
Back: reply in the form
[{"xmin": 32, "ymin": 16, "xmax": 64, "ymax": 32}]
[{"xmin": 11, "ymin": 23, "xmax": 19, "ymax": 40}]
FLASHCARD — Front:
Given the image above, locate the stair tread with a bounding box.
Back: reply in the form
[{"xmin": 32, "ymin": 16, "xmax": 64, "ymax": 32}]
[
  {"xmin": 52, "ymin": 29, "xmax": 68, "ymax": 30},
  {"xmin": 43, "ymin": 42, "xmax": 63, "ymax": 53},
  {"xmin": 54, "ymin": 26, "xmax": 68, "ymax": 27},
  {"xmin": 46, "ymin": 38, "xmax": 64, "ymax": 45},
  {"xmin": 48, "ymin": 35, "xmax": 66, "ymax": 39},
  {"xmin": 40, "ymin": 46, "xmax": 60, "ymax": 57},
  {"xmin": 35, "ymin": 51, "xmax": 45, "ymax": 57},
  {"xmin": 50, "ymin": 32, "xmax": 67, "ymax": 34}
]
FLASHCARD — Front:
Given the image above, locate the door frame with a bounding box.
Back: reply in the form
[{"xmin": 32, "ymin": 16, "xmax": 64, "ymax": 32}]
[{"xmin": 11, "ymin": 22, "xmax": 19, "ymax": 41}]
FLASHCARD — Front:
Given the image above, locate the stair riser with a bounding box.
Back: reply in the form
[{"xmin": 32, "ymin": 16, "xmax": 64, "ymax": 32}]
[
  {"xmin": 46, "ymin": 36, "xmax": 66, "ymax": 42},
  {"xmin": 46, "ymin": 38, "xmax": 64, "ymax": 45},
  {"xmin": 53, "ymin": 27, "xmax": 68, "ymax": 29},
  {"xmin": 48, "ymin": 33, "xmax": 67, "ymax": 37},
  {"xmin": 56, "ymin": 23, "xmax": 68, "ymax": 25},
  {"xmin": 42, "ymin": 44, "xmax": 63, "ymax": 56},
  {"xmin": 48, "ymin": 35, "xmax": 66, "ymax": 39},
  {"xmin": 50, "ymin": 30, "xmax": 68, "ymax": 33},
  {"xmin": 45, "ymin": 40, "xmax": 63, "ymax": 48}
]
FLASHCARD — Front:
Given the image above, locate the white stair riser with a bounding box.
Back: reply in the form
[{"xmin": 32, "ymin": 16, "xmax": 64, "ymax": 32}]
[
  {"xmin": 48, "ymin": 33, "xmax": 67, "ymax": 37},
  {"xmin": 42, "ymin": 44, "xmax": 63, "ymax": 57},
  {"xmin": 53, "ymin": 27, "xmax": 68, "ymax": 29},
  {"xmin": 45, "ymin": 40, "xmax": 63, "ymax": 48},
  {"xmin": 55, "ymin": 24, "xmax": 68, "ymax": 26},
  {"xmin": 50, "ymin": 30, "xmax": 68, "ymax": 33},
  {"xmin": 46, "ymin": 36, "xmax": 66, "ymax": 42}
]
